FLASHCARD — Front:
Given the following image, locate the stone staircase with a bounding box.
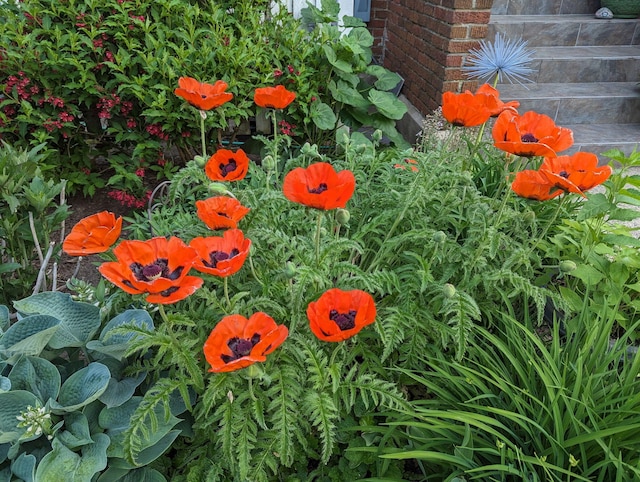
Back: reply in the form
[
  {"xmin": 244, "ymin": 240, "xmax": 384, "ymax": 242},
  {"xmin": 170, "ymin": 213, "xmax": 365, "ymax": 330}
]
[{"xmin": 488, "ymin": 0, "xmax": 640, "ymax": 160}]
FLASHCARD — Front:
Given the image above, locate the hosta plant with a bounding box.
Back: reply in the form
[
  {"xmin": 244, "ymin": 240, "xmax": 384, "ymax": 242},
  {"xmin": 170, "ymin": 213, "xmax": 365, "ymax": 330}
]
[{"xmin": 0, "ymin": 291, "xmax": 189, "ymax": 482}]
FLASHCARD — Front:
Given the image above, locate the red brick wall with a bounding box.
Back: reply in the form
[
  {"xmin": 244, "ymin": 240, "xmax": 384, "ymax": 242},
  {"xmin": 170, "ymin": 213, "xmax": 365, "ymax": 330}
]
[{"xmin": 367, "ymin": 0, "xmax": 493, "ymax": 115}]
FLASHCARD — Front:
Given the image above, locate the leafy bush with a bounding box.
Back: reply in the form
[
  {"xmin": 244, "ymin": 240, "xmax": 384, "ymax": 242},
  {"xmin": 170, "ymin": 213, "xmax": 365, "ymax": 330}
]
[
  {"xmin": 0, "ymin": 141, "xmax": 69, "ymax": 305},
  {"xmin": 0, "ymin": 0, "xmax": 406, "ymax": 200}
]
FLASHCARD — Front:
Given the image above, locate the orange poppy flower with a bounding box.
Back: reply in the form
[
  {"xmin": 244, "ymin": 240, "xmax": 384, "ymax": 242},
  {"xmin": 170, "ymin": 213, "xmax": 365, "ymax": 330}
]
[
  {"xmin": 539, "ymin": 152, "xmax": 612, "ymax": 196},
  {"xmin": 283, "ymin": 162, "xmax": 356, "ymax": 210},
  {"xmin": 63, "ymin": 211, "xmax": 122, "ymax": 256},
  {"xmin": 306, "ymin": 288, "xmax": 377, "ymax": 342},
  {"xmin": 254, "ymin": 85, "xmax": 296, "ymax": 109},
  {"xmin": 511, "ymin": 169, "xmax": 564, "ymax": 201},
  {"xmin": 441, "ymin": 90, "xmax": 492, "ymax": 127},
  {"xmin": 174, "ymin": 77, "xmax": 233, "ymax": 111},
  {"xmin": 204, "ymin": 148, "xmax": 250, "ymax": 182},
  {"xmin": 98, "ymin": 236, "xmax": 203, "ymax": 304},
  {"xmin": 190, "ymin": 229, "xmax": 251, "ymax": 277},
  {"xmin": 393, "ymin": 158, "xmax": 419, "ymax": 172},
  {"xmin": 203, "ymin": 312, "xmax": 288, "ymax": 373},
  {"xmin": 196, "ymin": 196, "xmax": 250, "ymax": 230},
  {"xmin": 474, "ymin": 83, "xmax": 520, "ymax": 117},
  {"xmin": 492, "ymin": 110, "xmax": 574, "ymax": 158}
]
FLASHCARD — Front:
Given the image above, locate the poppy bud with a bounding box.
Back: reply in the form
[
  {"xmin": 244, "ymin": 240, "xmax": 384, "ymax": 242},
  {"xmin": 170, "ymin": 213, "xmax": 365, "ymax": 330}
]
[
  {"xmin": 284, "ymin": 261, "xmax": 297, "ymax": 279},
  {"xmin": 262, "ymin": 155, "xmax": 276, "ymax": 171},
  {"xmin": 433, "ymin": 231, "xmax": 447, "ymax": 244},
  {"xmin": 523, "ymin": 211, "xmax": 536, "ymax": 223},
  {"xmin": 443, "ymin": 283, "xmax": 456, "ymax": 299},
  {"xmin": 354, "ymin": 144, "xmax": 367, "ymax": 154},
  {"xmin": 336, "ymin": 208, "xmax": 350, "ymax": 225},
  {"xmin": 245, "ymin": 363, "xmax": 264, "ymax": 379},
  {"xmin": 194, "ymin": 155, "xmax": 206, "ymax": 167},
  {"xmin": 338, "ymin": 130, "xmax": 350, "ymax": 145},
  {"xmin": 372, "ymin": 129, "xmax": 383, "ymax": 142},
  {"xmin": 559, "ymin": 260, "xmax": 577, "ymax": 273},
  {"xmin": 207, "ymin": 182, "xmax": 228, "ymax": 194}
]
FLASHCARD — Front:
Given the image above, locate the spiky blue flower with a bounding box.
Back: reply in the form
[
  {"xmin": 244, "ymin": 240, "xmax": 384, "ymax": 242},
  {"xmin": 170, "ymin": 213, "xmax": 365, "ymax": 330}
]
[{"xmin": 462, "ymin": 33, "xmax": 536, "ymax": 85}]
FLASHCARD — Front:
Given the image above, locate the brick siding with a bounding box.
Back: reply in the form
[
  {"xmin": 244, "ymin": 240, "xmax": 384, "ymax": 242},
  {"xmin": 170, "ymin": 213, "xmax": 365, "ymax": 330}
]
[{"xmin": 368, "ymin": 0, "xmax": 493, "ymax": 115}]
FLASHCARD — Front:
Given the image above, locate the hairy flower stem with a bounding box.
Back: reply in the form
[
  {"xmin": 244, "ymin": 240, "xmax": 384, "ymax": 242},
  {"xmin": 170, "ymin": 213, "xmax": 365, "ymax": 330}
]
[
  {"xmin": 271, "ymin": 110, "xmax": 280, "ymax": 183},
  {"xmin": 315, "ymin": 211, "xmax": 324, "ymax": 267},
  {"xmin": 223, "ymin": 277, "xmax": 231, "ymax": 310},
  {"xmin": 199, "ymin": 110, "xmax": 207, "ymax": 159},
  {"xmin": 158, "ymin": 304, "xmax": 170, "ymax": 324}
]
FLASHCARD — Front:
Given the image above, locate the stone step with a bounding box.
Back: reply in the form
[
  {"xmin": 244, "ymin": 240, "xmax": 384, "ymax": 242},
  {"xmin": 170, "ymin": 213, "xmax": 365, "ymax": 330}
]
[
  {"xmin": 496, "ymin": 82, "xmax": 640, "ymax": 124},
  {"xmin": 488, "ymin": 15, "xmax": 640, "ymax": 47},
  {"xmin": 563, "ymin": 124, "xmax": 640, "ymax": 159},
  {"xmin": 527, "ymin": 46, "xmax": 640, "ymax": 83},
  {"xmin": 492, "ymin": 0, "xmax": 600, "ymax": 16}
]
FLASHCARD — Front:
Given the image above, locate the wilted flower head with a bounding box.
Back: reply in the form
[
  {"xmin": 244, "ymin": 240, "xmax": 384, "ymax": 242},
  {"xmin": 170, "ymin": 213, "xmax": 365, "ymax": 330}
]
[{"xmin": 463, "ymin": 33, "xmax": 536, "ymax": 85}]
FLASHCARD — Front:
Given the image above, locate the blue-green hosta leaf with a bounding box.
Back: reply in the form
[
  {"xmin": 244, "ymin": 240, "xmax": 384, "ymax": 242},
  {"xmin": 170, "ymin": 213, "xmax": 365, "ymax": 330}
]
[
  {"xmin": 56, "ymin": 412, "xmax": 94, "ymax": 450},
  {"xmin": 8, "ymin": 356, "xmax": 60, "ymax": 403},
  {"xmin": 10, "ymin": 452, "xmax": 35, "ymax": 482},
  {"xmin": 0, "ymin": 391, "xmax": 41, "ymax": 444},
  {"xmin": 99, "ymin": 397, "xmax": 181, "ymax": 462},
  {"xmin": 0, "ymin": 315, "xmax": 60, "ymax": 361},
  {"xmin": 13, "ymin": 292, "xmax": 100, "ymax": 349},
  {"xmin": 85, "ymin": 309, "xmax": 153, "ymax": 361},
  {"xmin": 368, "ymin": 89, "xmax": 408, "ymax": 120},
  {"xmin": 98, "ymin": 372, "xmax": 147, "ymax": 409},
  {"xmin": 34, "ymin": 434, "xmax": 109, "ymax": 482},
  {"xmin": 0, "ymin": 377, "xmax": 10, "ymax": 392},
  {"xmin": 365, "ymin": 65, "xmax": 403, "ymax": 91},
  {"xmin": 50, "ymin": 363, "xmax": 110, "ymax": 413},
  {"xmin": 119, "ymin": 467, "xmax": 167, "ymax": 482},
  {"xmin": 0, "ymin": 306, "xmax": 9, "ymax": 333},
  {"xmin": 310, "ymin": 102, "xmax": 337, "ymax": 131}
]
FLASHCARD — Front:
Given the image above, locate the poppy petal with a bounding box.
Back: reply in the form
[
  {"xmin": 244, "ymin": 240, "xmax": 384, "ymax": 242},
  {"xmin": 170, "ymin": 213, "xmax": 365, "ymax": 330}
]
[
  {"xmin": 205, "ymin": 148, "xmax": 250, "ymax": 182},
  {"xmin": 307, "ymin": 288, "xmax": 376, "ymax": 342},
  {"xmin": 63, "ymin": 211, "xmax": 122, "ymax": 256},
  {"xmin": 254, "ymin": 85, "xmax": 296, "ymax": 109}
]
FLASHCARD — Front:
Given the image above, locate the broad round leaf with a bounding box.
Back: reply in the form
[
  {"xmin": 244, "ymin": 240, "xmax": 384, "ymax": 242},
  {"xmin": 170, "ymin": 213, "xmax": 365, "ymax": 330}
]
[
  {"xmin": 0, "ymin": 391, "xmax": 41, "ymax": 444},
  {"xmin": 0, "ymin": 315, "xmax": 59, "ymax": 360},
  {"xmin": 13, "ymin": 292, "xmax": 100, "ymax": 349},
  {"xmin": 368, "ymin": 89, "xmax": 408, "ymax": 120},
  {"xmin": 50, "ymin": 363, "xmax": 110, "ymax": 413},
  {"xmin": 310, "ymin": 102, "xmax": 337, "ymax": 131},
  {"xmin": 35, "ymin": 434, "xmax": 109, "ymax": 482},
  {"xmin": 8, "ymin": 356, "xmax": 61, "ymax": 403}
]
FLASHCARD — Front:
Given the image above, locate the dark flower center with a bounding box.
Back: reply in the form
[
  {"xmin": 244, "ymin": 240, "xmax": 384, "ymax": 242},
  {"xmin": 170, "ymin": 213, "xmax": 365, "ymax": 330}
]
[
  {"xmin": 130, "ymin": 259, "xmax": 183, "ymax": 282},
  {"xmin": 521, "ymin": 133, "xmax": 538, "ymax": 143},
  {"xmin": 329, "ymin": 309, "xmax": 357, "ymax": 331},
  {"xmin": 217, "ymin": 211, "xmax": 230, "ymax": 218},
  {"xmin": 308, "ymin": 183, "xmax": 328, "ymax": 194},
  {"xmin": 204, "ymin": 248, "xmax": 240, "ymax": 268},
  {"xmin": 558, "ymin": 170, "xmax": 569, "ymax": 178},
  {"xmin": 219, "ymin": 159, "xmax": 237, "ymax": 177},
  {"xmin": 221, "ymin": 333, "xmax": 261, "ymax": 363}
]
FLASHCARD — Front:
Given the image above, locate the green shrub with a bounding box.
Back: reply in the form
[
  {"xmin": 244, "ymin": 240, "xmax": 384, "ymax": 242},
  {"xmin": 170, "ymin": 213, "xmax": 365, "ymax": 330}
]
[
  {"xmin": 0, "ymin": 0, "xmax": 407, "ymax": 200},
  {"xmin": 0, "ymin": 141, "xmax": 69, "ymax": 305}
]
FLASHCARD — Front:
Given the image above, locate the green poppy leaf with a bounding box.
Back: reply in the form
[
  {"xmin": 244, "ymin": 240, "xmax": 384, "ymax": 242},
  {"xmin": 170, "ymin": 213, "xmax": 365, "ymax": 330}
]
[
  {"xmin": 368, "ymin": 89, "xmax": 408, "ymax": 120},
  {"xmin": 35, "ymin": 434, "xmax": 109, "ymax": 482},
  {"xmin": 13, "ymin": 292, "xmax": 100, "ymax": 349},
  {"xmin": 8, "ymin": 356, "xmax": 61, "ymax": 403},
  {"xmin": 86, "ymin": 309, "xmax": 153, "ymax": 361},
  {"xmin": 50, "ymin": 362, "xmax": 111, "ymax": 413}
]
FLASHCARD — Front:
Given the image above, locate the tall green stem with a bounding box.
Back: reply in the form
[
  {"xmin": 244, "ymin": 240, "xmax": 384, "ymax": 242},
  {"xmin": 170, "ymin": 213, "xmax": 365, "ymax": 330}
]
[
  {"xmin": 271, "ymin": 109, "xmax": 280, "ymax": 182},
  {"xmin": 199, "ymin": 110, "xmax": 207, "ymax": 159},
  {"xmin": 315, "ymin": 211, "xmax": 324, "ymax": 266},
  {"xmin": 223, "ymin": 276, "xmax": 231, "ymax": 310}
]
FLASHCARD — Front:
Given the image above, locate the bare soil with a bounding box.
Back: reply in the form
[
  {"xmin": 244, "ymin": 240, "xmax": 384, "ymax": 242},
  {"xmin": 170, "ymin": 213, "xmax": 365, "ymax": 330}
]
[{"xmin": 56, "ymin": 188, "xmax": 138, "ymax": 290}]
